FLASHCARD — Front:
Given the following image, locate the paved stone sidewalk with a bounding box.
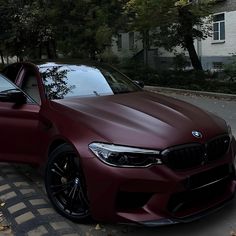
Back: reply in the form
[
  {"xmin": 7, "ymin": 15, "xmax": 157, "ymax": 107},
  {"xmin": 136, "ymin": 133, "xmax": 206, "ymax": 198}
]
[
  {"xmin": 0, "ymin": 163, "xmax": 84, "ymax": 236},
  {"xmin": 0, "ymin": 163, "xmax": 132, "ymax": 236}
]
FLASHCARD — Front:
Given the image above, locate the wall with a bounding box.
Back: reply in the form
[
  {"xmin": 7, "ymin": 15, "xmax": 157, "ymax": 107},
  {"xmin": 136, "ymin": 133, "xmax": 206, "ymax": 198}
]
[
  {"xmin": 111, "ymin": 0, "xmax": 236, "ymax": 70},
  {"xmin": 199, "ymin": 9, "xmax": 236, "ymax": 69},
  {"xmin": 111, "ymin": 32, "xmax": 143, "ymax": 59}
]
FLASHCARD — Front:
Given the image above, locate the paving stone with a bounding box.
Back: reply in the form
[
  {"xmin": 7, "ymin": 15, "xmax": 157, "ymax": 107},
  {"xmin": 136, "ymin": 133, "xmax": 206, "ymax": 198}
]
[
  {"xmin": 27, "ymin": 225, "xmax": 48, "ymax": 236},
  {"xmin": 8, "ymin": 202, "xmax": 26, "ymax": 214},
  {"xmin": 14, "ymin": 182, "xmax": 30, "ymax": 187},
  {"xmin": 6, "ymin": 174, "xmax": 20, "ymax": 178},
  {"xmin": 15, "ymin": 212, "xmax": 35, "ymax": 224},
  {"xmin": 62, "ymin": 234, "xmax": 80, "ymax": 236},
  {"xmin": 0, "ymin": 184, "xmax": 11, "ymax": 193},
  {"xmin": 20, "ymin": 189, "xmax": 36, "ymax": 195},
  {"xmin": 29, "ymin": 199, "xmax": 47, "ymax": 206},
  {"xmin": 0, "ymin": 228, "xmax": 13, "ymax": 235},
  {"xmin": 50, "ymin": 221, "xmax": 71, "ymax": 230},
  {"xmin": 0, "ymin": 191, "xmax": 17, "ymax": 200},
  {"xmin": 37, "ymin": 208, "xmax": 55, "ymax": 215},
  {"xmin": 1, "ymin": 167, "xmax": 13, "ymax": 173}
]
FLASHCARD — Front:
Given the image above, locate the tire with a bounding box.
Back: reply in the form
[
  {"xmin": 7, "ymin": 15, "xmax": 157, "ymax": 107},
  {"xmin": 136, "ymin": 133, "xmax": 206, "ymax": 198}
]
[{"xmin": 45, "ymin": 144, "xmax": 90, "ymax": 222}]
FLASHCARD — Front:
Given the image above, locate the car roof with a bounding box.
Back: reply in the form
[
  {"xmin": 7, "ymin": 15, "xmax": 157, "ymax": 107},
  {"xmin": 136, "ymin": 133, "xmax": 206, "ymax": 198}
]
[{"xmin": 30, "ymin": 59, "xmax": 104, "ymax": 69}]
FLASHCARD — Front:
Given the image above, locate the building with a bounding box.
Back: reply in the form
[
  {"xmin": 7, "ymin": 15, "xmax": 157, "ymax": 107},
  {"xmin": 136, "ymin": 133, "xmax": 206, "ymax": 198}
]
[{"xmin": 111, "ymin": 0, "xmax": 236, "ymax": 70}]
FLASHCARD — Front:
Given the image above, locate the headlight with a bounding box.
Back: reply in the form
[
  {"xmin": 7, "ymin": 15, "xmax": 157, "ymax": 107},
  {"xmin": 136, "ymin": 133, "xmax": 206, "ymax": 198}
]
[{"xmin": 89, "ymin": 143, "xmax": 162, "ymax": 168}]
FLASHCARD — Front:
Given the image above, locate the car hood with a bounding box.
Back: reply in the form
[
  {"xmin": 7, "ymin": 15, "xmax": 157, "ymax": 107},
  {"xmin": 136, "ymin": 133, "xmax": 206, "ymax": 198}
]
[{"xmin": 52, "ymin": 91, "xmax": 227, "ymax": 150}]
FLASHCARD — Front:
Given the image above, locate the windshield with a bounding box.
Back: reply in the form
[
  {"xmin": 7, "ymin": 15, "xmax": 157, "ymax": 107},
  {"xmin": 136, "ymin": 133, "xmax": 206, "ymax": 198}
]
[{"xmin": 39, "ymin": 64, "xmax": 141, "ymax": 100}]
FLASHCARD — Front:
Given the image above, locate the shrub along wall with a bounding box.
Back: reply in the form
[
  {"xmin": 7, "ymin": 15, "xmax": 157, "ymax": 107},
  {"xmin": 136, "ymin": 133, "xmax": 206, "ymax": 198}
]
[{"xmin": 116, "ymin": 61, "xmax": 236, "ymax": 95}]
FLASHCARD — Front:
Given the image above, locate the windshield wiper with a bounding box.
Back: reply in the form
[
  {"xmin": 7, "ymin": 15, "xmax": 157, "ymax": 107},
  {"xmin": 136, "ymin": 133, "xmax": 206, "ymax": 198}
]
[
  {"xmin": 93, "ymin": 91, "xmax": 100, "ymax": 96},
  {"xmin": 0, "ymin": 88, "xmax": 19, "ymax": 94}
]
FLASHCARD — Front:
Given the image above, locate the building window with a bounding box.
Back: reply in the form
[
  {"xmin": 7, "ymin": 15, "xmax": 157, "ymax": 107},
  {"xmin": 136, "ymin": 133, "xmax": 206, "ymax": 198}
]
[
  {"xmin": 129, "ymin": 32, "xmax": 135, "ymax": 50},
  {"xmin": 213, "ymin": 13, "xmax": 225, "ymax": 41},
  {"xmin": 213, "ymin": 62, "xmax": 223, "ymax": 70},
  {"xmin": 117, "ymin": 34, "xmax": 122, "ymax": 51}
]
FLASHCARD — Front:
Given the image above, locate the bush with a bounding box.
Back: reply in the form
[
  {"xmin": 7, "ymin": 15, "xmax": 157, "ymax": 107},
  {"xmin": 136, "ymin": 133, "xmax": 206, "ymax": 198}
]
[
  {"xmin": 223, "ymin": 55, "xmax": 236, "ymax": 81},
  {"xmin": 116, "ymin": 59, "xmax": 236, "ymax": 95},
  {"xmin": 116, "ymin": 58, "xmax": 159, "ymax": 84},
  {"xmin": 100, "ymin": 50, "xmax": 119, "ymax": 64},
  {"xmin": 172, "ymin": 53, "xmax": 190, "ymax": 71}
]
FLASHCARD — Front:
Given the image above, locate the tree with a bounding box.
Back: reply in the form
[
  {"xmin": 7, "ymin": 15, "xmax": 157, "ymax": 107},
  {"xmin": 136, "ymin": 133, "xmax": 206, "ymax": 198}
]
[
  {"xmin": 125, "ymin": 0, "xmax": 214, "ymax": 71},
  {"xmin": 0, "ymin": 0, "xmax": 127, "ymax": 61},
  {"xmin": 0, "ymin": 0, "xmax": 56, "ymax": 61},
  {"xmin": 47, "ymin": 0, "xmax": 126, "ymax": 59}
]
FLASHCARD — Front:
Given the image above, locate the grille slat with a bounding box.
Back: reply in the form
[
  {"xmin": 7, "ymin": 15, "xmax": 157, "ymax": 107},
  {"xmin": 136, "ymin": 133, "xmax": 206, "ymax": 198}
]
[{"xmin": 162, "ymin": 135, "xmax": 230, "ymax": 170}]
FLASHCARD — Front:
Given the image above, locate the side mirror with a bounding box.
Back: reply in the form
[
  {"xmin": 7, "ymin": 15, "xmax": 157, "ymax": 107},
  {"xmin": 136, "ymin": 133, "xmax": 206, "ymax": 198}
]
[
  {"xmin": 133, "ymin": 80, "xmax": 145, "ymax": 88},
  {"xmin": 0, "ymin": 90, "xmax": 27, "ymax": 105}
]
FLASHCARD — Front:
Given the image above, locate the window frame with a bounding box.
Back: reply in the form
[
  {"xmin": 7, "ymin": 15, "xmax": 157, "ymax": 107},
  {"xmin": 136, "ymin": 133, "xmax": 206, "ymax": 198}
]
[{"xmin": 212, "ymin": 12, "xmax": 226, "ymax": 43}]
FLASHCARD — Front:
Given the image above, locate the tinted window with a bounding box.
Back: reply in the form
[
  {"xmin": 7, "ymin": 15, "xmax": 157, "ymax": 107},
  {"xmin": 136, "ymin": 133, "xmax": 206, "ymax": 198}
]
[{"xmin": 39, "ymin": 64, "xmax": 141, "ymax": 100}]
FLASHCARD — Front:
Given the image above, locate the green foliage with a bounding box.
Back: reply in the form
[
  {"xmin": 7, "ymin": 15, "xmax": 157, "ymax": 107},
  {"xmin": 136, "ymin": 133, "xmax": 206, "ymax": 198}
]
[
  {"xmin": 0, "ymin": 0, "xmax": 126, "ymax": 61},
  {"xmin": 117, "ymin": 61, "xmax": 236, "ymax": 94},
  {"xmin": 100, "ymin": 50, "xmax": 119, "ymax": 64},
  {"xmin": 117, "ymin": 58, "xmax": 159, "ymax": 84},
  {"xmin": 47, "ymin": 0, "xmax": 125, "ymax": 59},
  {"xmin": 0, "ymin": 0, "xmax": 56, "ymax": 60},
  {"xmin": 223, "ymin": 55, "xmax": 236, "ymax": 81},
  {"xmin": 125, "ymin": 0, "xmax": 214, "ymax": 70},
  {"xmin": 172, "ymin": 53, "xmax": 190, "ymax": 71}
]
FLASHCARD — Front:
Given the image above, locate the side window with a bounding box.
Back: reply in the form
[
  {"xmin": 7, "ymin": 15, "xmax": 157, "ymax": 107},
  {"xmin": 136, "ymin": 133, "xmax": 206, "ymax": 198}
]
[
  {"xmin": 2, "ymin": 64, "xmax": 23, "ymax": 83},
  {"xmin": 21, "ymin": 68, "xmax": 41, "ymax": 104},
  {"xmin": 0, "ymin": 74, "xmax": 16, "ymax": 93}
]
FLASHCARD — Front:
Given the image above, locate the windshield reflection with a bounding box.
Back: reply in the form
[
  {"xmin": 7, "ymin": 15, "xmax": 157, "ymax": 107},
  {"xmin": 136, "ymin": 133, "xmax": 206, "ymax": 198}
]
[{"xmin": 39, "ymin": 64, "xmax": 141, "ymax": 100}]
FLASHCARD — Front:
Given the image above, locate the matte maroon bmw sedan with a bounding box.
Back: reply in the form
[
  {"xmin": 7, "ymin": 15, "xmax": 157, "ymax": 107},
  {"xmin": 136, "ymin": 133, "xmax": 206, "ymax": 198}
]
[{"xmin": 0, "ymin": 61, "xmax": 236, "ymax": 225}]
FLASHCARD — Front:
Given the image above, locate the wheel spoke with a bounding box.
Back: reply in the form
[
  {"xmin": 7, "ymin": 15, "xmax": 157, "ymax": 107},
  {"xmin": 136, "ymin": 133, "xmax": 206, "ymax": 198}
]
[
  {"xmin": 51, "ymin": 168, "xmax": 63, "ymax": 177},
  {"xmin": 47, "ymin": 153, "xmax": 89, "ymax": 218},
  {"xmin": 50, "ymin": 181, "xmax": 73, "ymax": 190},
  {"xmin": 52, "ymin": 185, "xmax": 71, "ymax": 196},
  {"xmin": 64, "ymin": 185, "xmax": 79, "ymax": 214},
  {"xmin": 78, "ymin": 189, "xmax": 89, "ymax": 207},
  {"xmin": 54, "ymin": 163, "xmax": 66, "ymax": 175}
]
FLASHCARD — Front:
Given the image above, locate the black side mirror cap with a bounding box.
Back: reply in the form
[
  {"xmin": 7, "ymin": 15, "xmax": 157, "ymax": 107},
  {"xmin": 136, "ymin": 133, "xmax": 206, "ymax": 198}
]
[
  {"xmin": 133, "ymin": 80, "xmax": 145, "ymax": 88},
  {"xmin": 9, "ymin": 90, "xmax": 27, "ymax": 104},
  {"xmin": 0, "ymin": 90, "xmax": 27, "ymax": 105}
]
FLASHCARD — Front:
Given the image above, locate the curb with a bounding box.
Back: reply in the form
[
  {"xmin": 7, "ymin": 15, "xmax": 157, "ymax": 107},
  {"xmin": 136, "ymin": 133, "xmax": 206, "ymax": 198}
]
[{"xmin": 145, "ymin": 86, "xmax": 236, "ymax": 100}]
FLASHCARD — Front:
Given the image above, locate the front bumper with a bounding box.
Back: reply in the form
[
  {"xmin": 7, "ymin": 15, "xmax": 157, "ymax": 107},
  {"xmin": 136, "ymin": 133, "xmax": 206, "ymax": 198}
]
[
  {"xmin": 81, "ymin": 139, "xmax": 236, "ymax": 225},
  {"xmin": 141, "ymin": 193, "xmax": 234, "ymax": 226}
]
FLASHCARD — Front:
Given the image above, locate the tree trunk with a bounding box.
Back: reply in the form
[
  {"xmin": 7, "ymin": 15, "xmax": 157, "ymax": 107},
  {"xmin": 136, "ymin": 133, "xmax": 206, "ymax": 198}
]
[
  {"xmin": 184, "ymin": 35, "xmax": 203, "ymax": 71},
  {"xmin": 46, "ymin": 41, "xmax": 53, "ymax": 59},
  {"xmin": 38, "ymin": 43, "xmax": 42, "ymax": 59},
  {"xmin": 52, "ymin": 39, "xmax": 57, "ymax": 59},
  {"xmin": 178, "ymin": 7, "xmax": 203, "ymax": 71},
  {"xmin": 0, "ymin": 50, "xmax": 4, "ymax": 65},
  {"xmin": 143, "ymin": 30, "xmax": 149, "ymax": 66}
]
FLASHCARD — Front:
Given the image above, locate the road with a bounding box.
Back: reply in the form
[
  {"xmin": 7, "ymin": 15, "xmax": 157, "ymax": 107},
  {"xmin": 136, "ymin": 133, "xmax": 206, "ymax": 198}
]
[
  {"xmin": 165, "ymin": 92, "xmax": 236, "ymax": 136},
  {"xmin": 0, "ymin": 92, "xmax": 236, "ymax": 236}
]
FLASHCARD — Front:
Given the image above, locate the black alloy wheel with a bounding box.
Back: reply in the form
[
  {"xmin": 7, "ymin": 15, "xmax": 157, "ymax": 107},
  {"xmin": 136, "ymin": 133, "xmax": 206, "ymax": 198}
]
[{"xmin": 45, "ymin": 144, "xmax": 90, "ymax": 222}]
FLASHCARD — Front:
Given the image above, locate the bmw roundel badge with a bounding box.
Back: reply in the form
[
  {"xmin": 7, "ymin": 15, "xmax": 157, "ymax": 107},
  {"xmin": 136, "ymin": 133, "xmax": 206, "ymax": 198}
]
[{"xmin": 192, "ymin": 131, "xmax": 203, "ymax": 139}]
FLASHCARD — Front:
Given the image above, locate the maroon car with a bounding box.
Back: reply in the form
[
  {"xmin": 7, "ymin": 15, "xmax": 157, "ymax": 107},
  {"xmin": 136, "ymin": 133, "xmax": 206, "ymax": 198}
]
[{"xmin": 0, "ymin": 61, "xmax": 236, "ymax": 225}]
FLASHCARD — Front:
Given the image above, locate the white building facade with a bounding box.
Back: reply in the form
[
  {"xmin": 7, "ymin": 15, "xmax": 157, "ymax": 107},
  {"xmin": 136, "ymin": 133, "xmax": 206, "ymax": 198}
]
[
  {"xmin": 200, "ymin": 1, "xmax": 236, "ymax": 70},
  {"xmin": 112, "ymin": 0, "xmax": 236, "ymax": 70}
]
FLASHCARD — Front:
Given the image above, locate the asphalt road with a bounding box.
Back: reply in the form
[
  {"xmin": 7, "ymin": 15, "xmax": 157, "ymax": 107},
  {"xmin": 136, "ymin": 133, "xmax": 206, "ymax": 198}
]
[
  {"xmin": 165, "ymin": 92, "xmax": 236, "ymax": 136},
  {"xmin": 0, "ymin": 92, "xmax": 236, "ymax": 236}
]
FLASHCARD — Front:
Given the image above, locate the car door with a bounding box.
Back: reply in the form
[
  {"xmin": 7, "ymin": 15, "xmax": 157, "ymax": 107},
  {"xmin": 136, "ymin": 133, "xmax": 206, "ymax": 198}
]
[{"xmin": 0, "ymin": 73, "xmax": 44, "ymax": 165}]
